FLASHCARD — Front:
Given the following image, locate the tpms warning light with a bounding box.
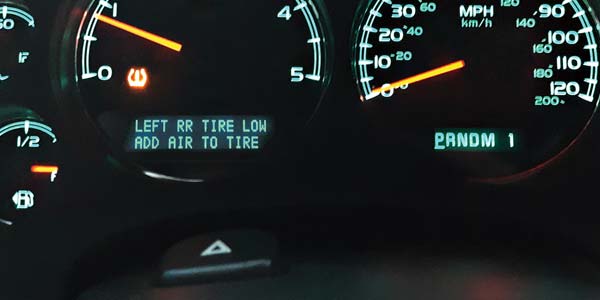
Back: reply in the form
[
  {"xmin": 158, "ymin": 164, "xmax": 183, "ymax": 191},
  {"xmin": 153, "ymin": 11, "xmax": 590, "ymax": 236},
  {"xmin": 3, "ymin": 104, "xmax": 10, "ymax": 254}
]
[{"xmin": 127, "ymin": 67, "xmax": 148, "ymax": 89}]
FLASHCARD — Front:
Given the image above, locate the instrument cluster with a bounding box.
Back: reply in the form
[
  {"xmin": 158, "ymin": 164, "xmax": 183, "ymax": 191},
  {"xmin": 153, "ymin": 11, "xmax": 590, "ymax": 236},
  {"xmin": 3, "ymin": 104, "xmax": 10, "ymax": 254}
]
[{"xmin": 1, "ymin": 0, "xmax": 600, "ymax": 230}]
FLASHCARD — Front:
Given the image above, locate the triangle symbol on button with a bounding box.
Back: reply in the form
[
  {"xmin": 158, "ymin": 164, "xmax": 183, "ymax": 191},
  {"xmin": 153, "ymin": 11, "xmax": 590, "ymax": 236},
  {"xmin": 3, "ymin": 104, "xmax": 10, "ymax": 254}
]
[{"xmin": 201, "ymin": 240, "xmax": 232, "ymax": 257}]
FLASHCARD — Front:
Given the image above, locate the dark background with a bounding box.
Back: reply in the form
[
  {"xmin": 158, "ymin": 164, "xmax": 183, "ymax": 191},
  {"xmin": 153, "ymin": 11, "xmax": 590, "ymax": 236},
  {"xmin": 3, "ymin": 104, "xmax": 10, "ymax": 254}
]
[{"xmin": 1, "ymin": 0, "xmax": 600, "ymax": 299}]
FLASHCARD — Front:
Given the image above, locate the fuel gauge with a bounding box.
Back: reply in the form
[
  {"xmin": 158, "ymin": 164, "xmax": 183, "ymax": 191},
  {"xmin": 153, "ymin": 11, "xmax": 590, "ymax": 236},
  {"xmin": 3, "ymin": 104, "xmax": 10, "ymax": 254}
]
[{"xmin": 0, "ymin": 108, "xmax": 60, "ymax": 230}]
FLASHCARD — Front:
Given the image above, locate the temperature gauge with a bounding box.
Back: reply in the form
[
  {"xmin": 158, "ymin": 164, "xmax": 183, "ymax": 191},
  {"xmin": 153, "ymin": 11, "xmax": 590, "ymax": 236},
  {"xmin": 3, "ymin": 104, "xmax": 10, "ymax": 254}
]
[{"xmin": 0, "ymin": 1, "xmax": 34, "ymax": 86}]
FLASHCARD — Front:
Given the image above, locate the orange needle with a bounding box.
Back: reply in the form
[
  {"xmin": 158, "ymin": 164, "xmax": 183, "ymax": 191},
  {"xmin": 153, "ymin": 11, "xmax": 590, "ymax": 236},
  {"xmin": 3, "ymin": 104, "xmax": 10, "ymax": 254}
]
[
  {"xmin": 372, "ymin": 60, "xmax": 466, "ymax": 95},
  {"xmin": 31, "ymin": 165, "xmax": 59, "ymax": 174},
  {"xmin": 95, "ymin": 14, "xmax": 183, "ymax": 52}
]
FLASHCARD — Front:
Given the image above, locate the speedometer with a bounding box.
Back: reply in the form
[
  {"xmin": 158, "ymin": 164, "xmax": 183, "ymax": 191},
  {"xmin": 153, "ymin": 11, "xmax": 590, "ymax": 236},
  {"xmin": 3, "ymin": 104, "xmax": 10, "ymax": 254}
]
[
  {"xmin": 57, "ymin": 0, "xmax": 332, "ymax": 181},
  {"xmin": 352, "ymin": 0, "xmax": 600, "ymax": 180}
]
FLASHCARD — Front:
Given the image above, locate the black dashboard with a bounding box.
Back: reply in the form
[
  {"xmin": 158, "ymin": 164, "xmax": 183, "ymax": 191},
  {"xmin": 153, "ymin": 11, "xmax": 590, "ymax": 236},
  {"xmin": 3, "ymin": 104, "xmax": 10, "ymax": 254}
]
[{"xmin": 2, "ymin": 0, "xmax": 600, "ymax": 299}]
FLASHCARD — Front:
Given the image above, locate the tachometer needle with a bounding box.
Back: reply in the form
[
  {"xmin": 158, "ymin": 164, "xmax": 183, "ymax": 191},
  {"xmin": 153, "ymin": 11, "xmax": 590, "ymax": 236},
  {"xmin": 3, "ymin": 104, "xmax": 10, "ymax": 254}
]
[
  {"xmin": 372, "ymin": 60, "xmax": 466, "ymax": 95},
  {"xmin": 95, "ymin": 14, "xmax": 183, "ymax": 52}
]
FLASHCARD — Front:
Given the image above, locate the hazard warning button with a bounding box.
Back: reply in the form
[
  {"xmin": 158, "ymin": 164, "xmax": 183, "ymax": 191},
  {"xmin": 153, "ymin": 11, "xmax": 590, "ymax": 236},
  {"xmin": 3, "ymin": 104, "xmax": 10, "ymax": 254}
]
[{"xmin": 158, "ymin": 230, "xmax": 279, "ymax": 286}]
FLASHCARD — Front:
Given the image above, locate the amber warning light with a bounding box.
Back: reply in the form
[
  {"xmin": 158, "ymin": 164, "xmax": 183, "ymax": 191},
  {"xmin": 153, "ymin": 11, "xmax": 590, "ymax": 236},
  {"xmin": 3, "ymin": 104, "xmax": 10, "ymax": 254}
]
[{"xmin": 128, "ymin": 68, "xmax": 148, "ymax": 89}]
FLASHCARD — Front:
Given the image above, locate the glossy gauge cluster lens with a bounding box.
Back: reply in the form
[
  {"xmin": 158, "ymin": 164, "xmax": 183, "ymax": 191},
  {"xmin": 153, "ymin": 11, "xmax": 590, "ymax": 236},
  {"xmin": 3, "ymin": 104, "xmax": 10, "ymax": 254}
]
[
  {"xmin": 352, "ymin": 0, "xmax": 600, "ymax": 180},
  {"xmin": 61, "ymin": 0, "xmax": 333, "ymax": 180}
]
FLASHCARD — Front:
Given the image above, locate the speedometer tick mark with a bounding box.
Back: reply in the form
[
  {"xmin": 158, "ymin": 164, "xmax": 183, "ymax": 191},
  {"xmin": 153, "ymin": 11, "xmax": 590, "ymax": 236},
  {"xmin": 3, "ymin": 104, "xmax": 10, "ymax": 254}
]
[
  {"xmin": 573, "ymin": 10, "xmax": 586, "ymax": 18},
  {"xmin": 364, "ymin": 92, "xmax": 379, "ymax": 101},
  {"xmin": 370, "ymin": 10, "xmax": 383, "ymax": 18},
  {"xmin": 99, "ymin": 0, "xmax": 112, "ymax": 9},
  {"xmin": 363, "ymin": 25, "xmax": 377, "ymax": 33},
  {"xmin": 578, "ymin": 94, "xmax": 594, "ymax": 102}
]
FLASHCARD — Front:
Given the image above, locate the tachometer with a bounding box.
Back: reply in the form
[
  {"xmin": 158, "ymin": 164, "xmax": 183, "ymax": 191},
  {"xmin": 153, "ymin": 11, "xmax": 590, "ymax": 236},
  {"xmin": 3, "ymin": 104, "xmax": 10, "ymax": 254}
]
[
  {"xmin": 58, "ymin": 0, "xmax": 332, "ymax": 180},
  {"xmin": 352, "ymin": 0, "xmax": 600, "ymax": 180}
]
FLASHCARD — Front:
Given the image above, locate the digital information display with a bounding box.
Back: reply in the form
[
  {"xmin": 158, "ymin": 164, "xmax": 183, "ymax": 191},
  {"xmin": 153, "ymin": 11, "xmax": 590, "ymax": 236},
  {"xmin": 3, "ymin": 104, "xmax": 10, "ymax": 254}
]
[
  {"xmin": 126, "ymin": 116, "xmax": 272, "ymax": 152},
  {"xmin": 434, "ymin": 129, "xmax": 517, "ymax": 152}
]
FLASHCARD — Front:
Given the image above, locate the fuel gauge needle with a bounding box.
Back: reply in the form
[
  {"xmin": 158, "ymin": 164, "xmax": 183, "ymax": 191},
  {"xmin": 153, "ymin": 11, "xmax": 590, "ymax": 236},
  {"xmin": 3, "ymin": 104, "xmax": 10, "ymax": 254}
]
[
  {"xmin": 95, "ymin": 14, "xmax": 183, "ymax": 52},
  {"xmin": 371, "ymin": 60, "xmax": 466, "ymax": 96}
]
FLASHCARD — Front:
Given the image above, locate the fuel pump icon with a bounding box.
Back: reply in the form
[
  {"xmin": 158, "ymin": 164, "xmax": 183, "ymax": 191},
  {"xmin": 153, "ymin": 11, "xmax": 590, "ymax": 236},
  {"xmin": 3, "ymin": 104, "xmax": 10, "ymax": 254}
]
[{"xmin": 12, "ymin": 190, "xmax": 34, "ymax": 210}]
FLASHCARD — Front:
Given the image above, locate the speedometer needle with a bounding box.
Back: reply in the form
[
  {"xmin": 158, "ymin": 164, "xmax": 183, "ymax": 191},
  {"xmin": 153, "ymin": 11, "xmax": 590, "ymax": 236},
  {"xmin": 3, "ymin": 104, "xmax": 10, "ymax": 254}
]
[
  {"xmin": 372, "ymin": 60, "xmax": 466, "ymax": 95},
  {"xmin": 95, "ymin": 14, "xmax": 183, "ymax": 52}
]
